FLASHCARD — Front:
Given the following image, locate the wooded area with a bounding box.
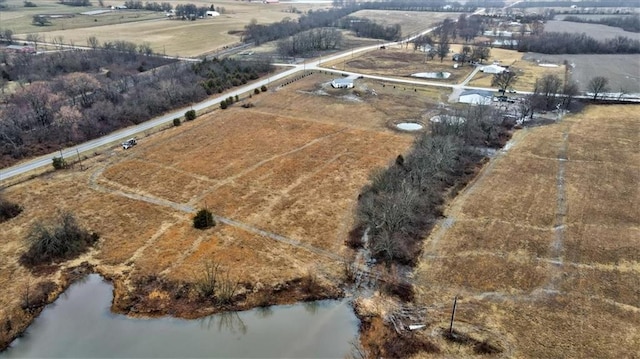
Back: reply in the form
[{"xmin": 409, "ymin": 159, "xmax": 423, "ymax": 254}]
[
  {"xmin": 517, "ymin": 32, "xmax": 640, "ymax": 54},
  {"xmin": 0, "ymin": 48, "xmax": 272, "ymax": 168},
  {"xmin": 562, "ymin": 15, "xmax": 640, "ymax": 33}
]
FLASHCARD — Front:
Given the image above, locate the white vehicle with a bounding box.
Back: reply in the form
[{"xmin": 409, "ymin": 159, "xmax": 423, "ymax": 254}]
[{"xmin": 121, "ymin": 138, "xmax": 137, "ymax": 149}]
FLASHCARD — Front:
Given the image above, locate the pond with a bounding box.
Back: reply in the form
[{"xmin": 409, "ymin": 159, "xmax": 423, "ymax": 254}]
[
  {"xmin": 396, "ymin": 122, "xmax": 424, "ymax": 131},
  {"xmin": 2, "ymin": 275, "xmax": 359, "ymax": 358}
]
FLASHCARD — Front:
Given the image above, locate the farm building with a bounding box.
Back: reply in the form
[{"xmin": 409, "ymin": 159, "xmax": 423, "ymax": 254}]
[
  {"xmin": 458, "ymin": 90, "xmax": 493, "ymax": 105},
  {"xmin": 5, "ymin": 45, "xmax": 36, "ymax": 53},
  {"xmin": 331, "ymin": 78, "xmax": 354, "ymax": 89},
  {"xmin": 481, "ymin": 64, "xmax": 507, "ymax": 74},
  {"xmin": 206, "ymin": 11, "xmax": 220, "ymax": 17}
]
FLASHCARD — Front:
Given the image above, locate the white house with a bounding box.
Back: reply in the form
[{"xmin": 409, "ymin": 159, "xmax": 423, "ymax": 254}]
[
  {"xmin": 331, "ymin": 78, "xmax": 354, "ymax": 89},
  {"xmin": 481, "ymin": 64, "xmax": 507, "ymax": 74},
  {"xmin": 206, "ymin": 11, "xmax": 220, "ymax": 17},
  {"xmin": 458, "ymin": 90, "xmax": 493, "ymax": 105}
]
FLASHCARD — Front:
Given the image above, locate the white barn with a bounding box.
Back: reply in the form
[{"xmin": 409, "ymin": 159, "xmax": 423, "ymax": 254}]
[
  {"xmin": 481, "ymin": 64, "xmax": 507, "ymax": 74},
  {"xmin": 458, "ymin": 90, "xmax": 493, "ymax": 105},
  {"xmin": 331, "ymin": 78, "xmax": 354, "ymax": 89}
]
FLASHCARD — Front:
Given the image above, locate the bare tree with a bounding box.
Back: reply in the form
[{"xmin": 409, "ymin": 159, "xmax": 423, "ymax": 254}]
[
  {"xmin": 534, "ymin": 74, "xmax": 562, "ymax": 110},
  {"xmin": 87, "ymin": 36, "xmax": 99, "ymax": 50},
  {"xmin": 25, "ymin": 33, "xmax": 42, "ymax": 51},
  {"xmin": 491, "ymin": 71, "xmax": 518, "ymax": 94},
  {"xmin": 561, "ymin": 80, "xmax": 579, "ymax": 108},
  {"xmin": 588, "ymin": 76, "xmax": 610, "ymax": 100},
  {"xmin": 436, "ymin": 36, "xmax": 449, "ymax": 63}
]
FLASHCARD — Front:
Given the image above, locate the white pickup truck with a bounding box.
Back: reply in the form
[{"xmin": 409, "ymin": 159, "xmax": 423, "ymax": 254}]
[{"xmin": 122, "ymin": 138, "xmax": 137, "ymax": 149}]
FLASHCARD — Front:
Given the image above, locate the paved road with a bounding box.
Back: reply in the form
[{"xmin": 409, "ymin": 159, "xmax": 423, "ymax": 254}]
[{"xmin": 2, "ymin": 10, "xmax": 637, "ymax": 182}]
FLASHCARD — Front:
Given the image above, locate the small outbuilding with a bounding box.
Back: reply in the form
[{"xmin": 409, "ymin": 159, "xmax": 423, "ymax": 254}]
[
  {"xmin": 458, "ymin": 90, "xmax": 493, "ymax": 105},
  {"xmin": 331, "ymin": 78, "xmax": 354, "ymax": 89}
]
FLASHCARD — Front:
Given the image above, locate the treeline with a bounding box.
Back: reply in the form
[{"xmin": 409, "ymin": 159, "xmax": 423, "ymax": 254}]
[
  {"xmin": 517, "ymin": 32, "xmax": 640, "ymax": 54},
  {"xmin": 0, "ymin": 49, "xmax": 272, "ymax": 167},
  {"xmin": 337, "ymin": 17, "xmax": 402, "ymax": 41},
  {"xmin": 352, "ymin": 107, "xmax": 511, "ymax": 266},
  {"xmin": 276, "ymin": 28, "xmax": 342, "ymax": 57},
  {"xmin": 243, "ymin": 7, "xmax": 355, "ymax": 45},
  {"xmin": 563, "ymin": 15, "xmax": 640, "ymax": 33},
  {"xmin": 513, "ymin": 0, "xmax": 637, "ymax": 7},
  {"xmin": 332, "ymin": 0, "xmax": 503, "ymax": 12},
  {"xmin": 58, "ymin": 0, "xmax": 91, "ymax": 6},
  {"xmin": 123, "ymin": 1, "xmax": 172, "ymax": 12},
  {"xmin": 194, "ymin": 57, "xmax": 272, "ymax": 94}
]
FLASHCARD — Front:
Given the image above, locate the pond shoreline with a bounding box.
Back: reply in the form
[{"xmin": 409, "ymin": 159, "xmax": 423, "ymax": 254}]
[{"xmin": 0, "ymin": 261, "xmax": 347, "ymax": 353}]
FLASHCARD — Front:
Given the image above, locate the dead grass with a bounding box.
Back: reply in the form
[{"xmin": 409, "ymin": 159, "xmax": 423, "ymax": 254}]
[
  {"xmin": 349, "ymin": 10, "xmax": 463, "ymax": 37},
  {"xmin": 0, "ymin": 72, "xmax": 427, "ymax": 349},
  {"xmin": 468, "ymin": 48, "xmax": 566, "ymax": 91},
  {"xmin": 408, "ymin": 104, "xmax": 640, "ymax": 357},
  {"xmin": 323, "ymin": 46, "xmax": 474, "ymax": 84},
  {"xmin": 8, "ymin": 0, "xmax": 326, "ymax": 56}
]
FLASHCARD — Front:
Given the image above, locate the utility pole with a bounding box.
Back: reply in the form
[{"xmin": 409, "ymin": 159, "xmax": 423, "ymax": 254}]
[{"xmin": 449, "ymin": 295, "xmax": 458, "ymax": 336}]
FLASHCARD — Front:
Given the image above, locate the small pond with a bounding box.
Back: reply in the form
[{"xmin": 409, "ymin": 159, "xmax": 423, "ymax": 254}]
[
  {"xmin": 396, "ymin": 122, "xmax": 424, "ymax": 131},
  {"xmin": 411, "ymin": 72, "xmax": 451, "ymax": 79},
  {"xmin": 2, "ymin": 275, "xmax": 359, "ymax": 358}
]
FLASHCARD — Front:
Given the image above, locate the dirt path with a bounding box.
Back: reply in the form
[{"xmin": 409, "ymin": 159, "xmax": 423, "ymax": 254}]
[
  {"xmin": 544, "ymin": 127, "xmax": 571, "ymax": 294},
  {"xmin": 89, "ymin": 163, "xmax": 347, "ymax": 265}
]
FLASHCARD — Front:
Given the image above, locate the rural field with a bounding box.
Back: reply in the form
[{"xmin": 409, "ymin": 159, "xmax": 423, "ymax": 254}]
[
  {"xmin": 468, "ymin": 48, "xmax": 566, "ymax": 91},
  {"xmin": 0, "ymin": 72, "xmax": 435, "ymax": 349},
  {"xmin": 522, "ymin": 53, "xmax": 640, "ymax": 94},
  {"xmin": 399, "ymin": 105, "xmax": 639, "ymax": 357},
  {"xmin": 3, "ymin": 0, "xmax": 328, "ymax": 56},
  {"xmin": 544, "ymin": 20, "xmax": 640, "ymax": 42},
  {"xmin": 349, "ymin": 10, "xmax": 462, "ymax": 37},
  {"xmin": 325, "ymin": 45, "xmax": 475, "ymax": 84}
]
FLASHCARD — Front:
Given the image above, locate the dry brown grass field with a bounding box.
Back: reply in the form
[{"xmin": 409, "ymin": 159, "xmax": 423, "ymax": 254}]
[
  {"xmin": 350, "ymin": 10, "xmax": 462, "ymax": 37},
  {"xmin": 468, "ymin": 48, "xmax": 566, "ymax": 91},
  {"xmin": 0, "ymin": 72, "xmax": 433, "ymax": 348},
  {"xmin": 404, "ymin": 104, "xmax": 639, "ymax": 358},
  {"xmin": 5, "ymin": 0, "xmax": 327, "ymax": 56},
  {"xmin": 324, "ymin": 45, "xmax": 474, "ymax": 84}
]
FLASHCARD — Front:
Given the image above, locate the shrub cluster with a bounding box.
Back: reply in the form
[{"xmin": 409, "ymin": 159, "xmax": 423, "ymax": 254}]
[
  {"xmin": 184, "ymin": 109, "xmax": 196, "ymax": 121},
  {"xmin": 0, "ymin": 195, "xmax": 22, "ymax": 223},
  {"xmin": 193, "ymin": 209, "xmax": 215, "ymax": 229},
  {"xmin": 20, "ymin": 212, "xmax": 99, "ymax": 266}
]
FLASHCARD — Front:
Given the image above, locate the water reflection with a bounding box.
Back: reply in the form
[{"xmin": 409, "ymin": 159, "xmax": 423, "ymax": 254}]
[
  {"xmin": 198, "ymin": 311, "xmax": 247, "ymax": 335},
  {"xmin": 2, "ymin": 274, "xmax": 359, "ymax": 358}
]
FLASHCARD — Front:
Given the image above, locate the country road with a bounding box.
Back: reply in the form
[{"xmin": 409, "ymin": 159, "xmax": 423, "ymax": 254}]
[{"xmin": 2, "ymin": 9, "xmax": 637, "ymax": 183}]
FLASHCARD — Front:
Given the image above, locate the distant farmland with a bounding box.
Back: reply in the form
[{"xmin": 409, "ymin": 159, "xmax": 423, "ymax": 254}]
[{"xmin": 544, "ymin": 20, "xmax": 640, "ymax": 41}]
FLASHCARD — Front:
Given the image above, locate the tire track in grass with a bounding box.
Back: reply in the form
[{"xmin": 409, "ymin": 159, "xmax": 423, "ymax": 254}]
[
  {"xmin": 89, "ymin": 164, "xmax": 346, "ymax": 264},
  {"xmin": 544, "ymin": 129, "xmax": 570, "ymax": 294}
]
